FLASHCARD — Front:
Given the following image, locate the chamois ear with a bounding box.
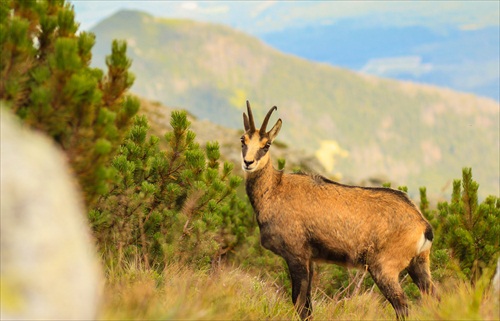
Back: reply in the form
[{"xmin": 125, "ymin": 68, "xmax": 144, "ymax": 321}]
[{"xmin": 268, "ymin": 119, "xmax": 282, "ymax": 142}]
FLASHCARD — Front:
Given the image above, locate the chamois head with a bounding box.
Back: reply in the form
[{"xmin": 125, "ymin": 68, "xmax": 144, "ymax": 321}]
[{"xmin": 241, "ymin": 101, "xmax": 282, "ymax": 173}]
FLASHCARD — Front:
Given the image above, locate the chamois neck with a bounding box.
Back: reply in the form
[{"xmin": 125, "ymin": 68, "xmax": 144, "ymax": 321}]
[{"xmin": 245, "ymin": 158, "xmax": 281, "ymax": 216}]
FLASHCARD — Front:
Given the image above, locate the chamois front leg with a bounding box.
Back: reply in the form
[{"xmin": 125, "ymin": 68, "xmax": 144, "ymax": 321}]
[{"xmin": 286, "ymin": 257, "xmax": 313, "ymax": 320}]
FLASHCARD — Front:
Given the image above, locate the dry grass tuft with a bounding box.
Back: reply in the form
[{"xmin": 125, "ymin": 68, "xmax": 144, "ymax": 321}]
[
  {"xmin": 100, "ymin": 261, "xmax": 499, "ymax": 320},
  {"xmin": 100, "ymin": 262, "xmax": 295, "ymax": 320}
]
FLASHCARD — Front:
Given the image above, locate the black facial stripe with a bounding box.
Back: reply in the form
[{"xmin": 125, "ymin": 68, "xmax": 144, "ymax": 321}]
[
  {"xmin": 242, "ymin": 144, "xmax": 248, "ymax": 158},
  {"xmin": 241, "ymin": 145, "xmax": 267, "ymax": 161},
  {"xmin": 255, "ymin": 147, "xmax": 267, "ymax": 161}
]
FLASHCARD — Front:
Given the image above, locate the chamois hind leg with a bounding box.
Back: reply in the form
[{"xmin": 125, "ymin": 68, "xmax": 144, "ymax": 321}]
[
  {"xmin": 407, "ymin": 250, "xmax": 438, "ymax": 298},
  {"xmin": 286, "ymin": 257, "xmax": 313, "ymax": 320},
  {"xmin": 369, "ymin": 265, "xmax": 409, "ymax": 320},
  {"xmin": 306, "ymin": 260, "xmax": 314, "ymax": 315}
]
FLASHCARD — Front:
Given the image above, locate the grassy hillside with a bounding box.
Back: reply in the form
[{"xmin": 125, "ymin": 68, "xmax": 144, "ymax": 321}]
[{"xmin": 91, "ymin": 10, "xmax": 499, "ymax": 199}]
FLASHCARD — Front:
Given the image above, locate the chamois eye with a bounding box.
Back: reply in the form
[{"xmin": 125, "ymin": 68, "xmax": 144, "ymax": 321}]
[
  {"xmin": 240, "ymin": 137, "xmax": 245, "ymax": 147},
  {"xmin": 263, "ymin": 142, "xmax": 271, "ymax": 151}
]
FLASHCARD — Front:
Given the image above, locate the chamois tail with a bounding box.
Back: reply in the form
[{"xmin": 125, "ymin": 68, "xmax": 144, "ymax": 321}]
[{"xmin": 416, "ymin": 224, "xmax": 434, "ymax": 255}]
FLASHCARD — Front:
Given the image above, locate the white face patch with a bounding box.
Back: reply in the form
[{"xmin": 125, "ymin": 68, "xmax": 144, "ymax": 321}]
[
  {"xmin": 241, "ymin": 133, "xmax": 270, "ymax": 172},
  {"xmin": 416, "ymin": 232, "xmax": 432, "ymax": 254}
]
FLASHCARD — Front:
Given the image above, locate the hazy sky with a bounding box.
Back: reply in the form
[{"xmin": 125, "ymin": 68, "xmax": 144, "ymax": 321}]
[{"xmin": 72, "ymin": 1, "xmax": 499, "ymax": 34}]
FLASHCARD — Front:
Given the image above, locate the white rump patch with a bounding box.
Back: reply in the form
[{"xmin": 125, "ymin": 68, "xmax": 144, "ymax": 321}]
[{"xmin": 416, "ymin": 232, "xmax": 432, "ymax": 254}]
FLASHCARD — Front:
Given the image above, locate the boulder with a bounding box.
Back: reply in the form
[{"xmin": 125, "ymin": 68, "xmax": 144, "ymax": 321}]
[{"xmin": 0, "ymin": 108, "xmax": 102, "ymax": 319}]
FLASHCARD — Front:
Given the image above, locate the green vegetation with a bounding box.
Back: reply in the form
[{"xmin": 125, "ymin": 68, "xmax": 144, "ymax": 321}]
[
  {"xmin": 0, "ymin": 0, "xmax": 138, "ymax": 207},
  {"xmin": 420, "ymin": 168, "xmax": 500, "ymax": 283},
  {"xmin": 92, "ymin": 112, "xmax": 251, "ymax": 270},
  {"xmin": 2, "ymin": 2, "xmax": 498, "ymax": 320}
]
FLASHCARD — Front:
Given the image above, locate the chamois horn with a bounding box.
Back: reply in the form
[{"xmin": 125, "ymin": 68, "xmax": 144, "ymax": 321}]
[
  {"xmin": 244, "ymin": 100, "xmax": 256, "ymax": 132},
  {"xmin": 260, "ymin": 106, "xmax": 278, "ymax": 136}
]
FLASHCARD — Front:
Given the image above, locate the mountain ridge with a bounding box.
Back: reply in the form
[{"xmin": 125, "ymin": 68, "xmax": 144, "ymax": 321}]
[
  {"xmin": 260, "ymin": 21, "xmax": 500, "ymax": 101},
  {"xmin": 90, "ymin": 10, "xmax": 499, "ymax": 199}
]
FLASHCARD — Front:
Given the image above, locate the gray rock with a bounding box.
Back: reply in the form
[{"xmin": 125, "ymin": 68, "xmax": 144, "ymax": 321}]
[{"xmin": 0, "ymin": 108, "xmax": 102, "ymax": 319}]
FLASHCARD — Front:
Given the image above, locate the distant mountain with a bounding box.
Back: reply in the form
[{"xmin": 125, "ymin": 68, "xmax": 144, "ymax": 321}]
[
  {"xmin": 260, "ymin": 21, "xmax": 500, "ymax": 101},
  {"xmin": 90, "ymin": 10, "xmax": 499, "ymax": 199}
]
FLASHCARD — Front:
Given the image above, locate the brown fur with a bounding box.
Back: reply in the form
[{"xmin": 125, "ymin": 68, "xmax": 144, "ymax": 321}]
[{"xmin": 241, "ymin": 101, "xmax": 437, "ymax": 320}]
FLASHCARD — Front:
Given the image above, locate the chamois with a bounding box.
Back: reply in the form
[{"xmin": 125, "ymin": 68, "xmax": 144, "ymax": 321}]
[{"xmin": 241, "ymin": 101, "xmax": 437, "ymax": 320}]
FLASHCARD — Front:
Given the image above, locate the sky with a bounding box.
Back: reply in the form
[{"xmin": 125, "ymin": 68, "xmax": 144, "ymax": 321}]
[{"xmin": 72, "ymin": 1, "xmax": 499, "ymax": 35}]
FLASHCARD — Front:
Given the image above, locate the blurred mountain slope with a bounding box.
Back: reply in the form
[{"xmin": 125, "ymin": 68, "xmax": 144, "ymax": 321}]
[
  {"xmin": 261, "ymin": 21, "xmax": 500, "ymax": 101},
  {"xmin": 91, "ymin": 10, "xmax": 499, "ymax": 199}
]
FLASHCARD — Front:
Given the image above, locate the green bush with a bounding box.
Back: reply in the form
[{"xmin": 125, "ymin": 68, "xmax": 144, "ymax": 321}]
[
  {"xmin": 1, "ymin": 0, "xmax": 138, "ymax": 207},
  {"xmin": 420, "ymin": 168, "xmax": 500, "ymax": 282},
  {"xmin": 91, "ymin": 112, "xmax": 253, "ymax": 270}
]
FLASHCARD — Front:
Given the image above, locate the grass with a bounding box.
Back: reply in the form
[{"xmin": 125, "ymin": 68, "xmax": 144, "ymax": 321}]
[
  {"xmin": 416, "ymin": 275, "xmax": 500, "ymax": 320},
  {"xmin": 101, "ymin": 261, "xmax": 296, "ymax": 320},
  {"xmin": 99, "ymin": 261, "xmax": 499, "ymax": 320}
]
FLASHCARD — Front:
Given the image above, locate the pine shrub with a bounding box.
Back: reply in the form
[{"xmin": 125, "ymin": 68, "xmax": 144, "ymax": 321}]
[
  {"xmin": 91, "ymin": 112, "xmax": 253, "ymax": 270},
  {"xmin": 420, "ymin": 168, "xmax": 500, "ymax": 282},
  {"xmin": 1, "ymin": 0, "xmax": 138, "ymax": 207}
]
